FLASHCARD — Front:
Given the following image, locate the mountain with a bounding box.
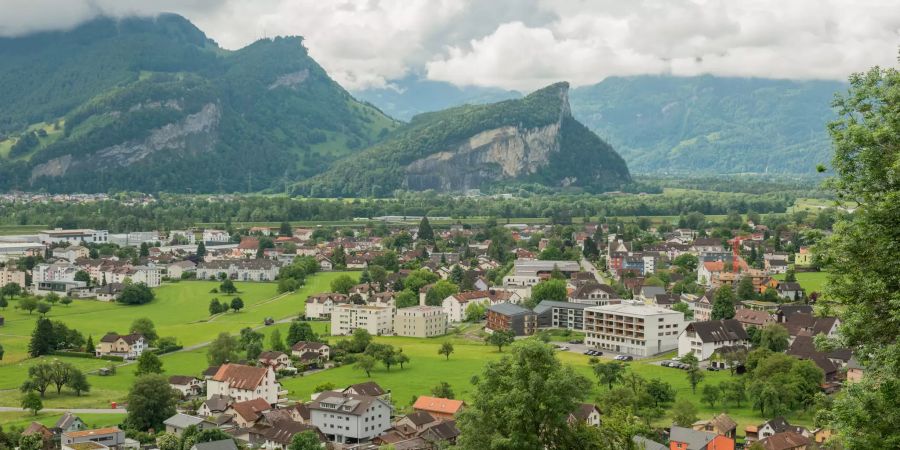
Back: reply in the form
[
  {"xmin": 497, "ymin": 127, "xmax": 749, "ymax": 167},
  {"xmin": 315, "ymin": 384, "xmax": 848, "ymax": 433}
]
[
  {"xmin": 296, "ymin": 82, "xmax": 631, "ymax": 197},
  {"xmin": 352, "ymin": 75, "xmax": 521, "ymax": 121},
  {"xmin": 569, "ymin": 75, "xmax": 843, "ymax": 175},
  {"xmin": 0, "ymin": 14, "xmax": 398, "ymax": 193}
]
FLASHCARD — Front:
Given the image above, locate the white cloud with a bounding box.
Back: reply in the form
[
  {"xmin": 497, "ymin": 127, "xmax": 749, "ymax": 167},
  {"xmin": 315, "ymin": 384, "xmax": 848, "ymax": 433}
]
[{"xmin": 0, "ymin": 0, "xmax": 898, "ymax": 90}]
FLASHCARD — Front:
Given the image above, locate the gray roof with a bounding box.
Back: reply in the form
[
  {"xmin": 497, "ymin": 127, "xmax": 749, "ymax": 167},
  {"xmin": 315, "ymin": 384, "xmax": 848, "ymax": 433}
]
[
  {"xmin": 534, "ymin": 300, "xmax": 589, "ymax": 314},
  {"xmin": 633, "ymin": 436, "xmax": 667, "ymax": 450},
  {"xmin": 192, "ymin": 439, "xmax": 239, "ymax": 450},
  {"xmin": 686, "ymin": 319, "xmax": 749, "ymax": 343},
  {"xmin": 164, "ymin": 413, "xmax": 205, "ymax": 429},
  {"xmin": 640, "ymin": 286, "xmax": 666, "ymax": 298},
  {"xmin": 488, "ymin": 302, "xmax": 534, "ymax": 317},
  {"xmin": 670, "ymin": 426, "xmax": 716, "ymax": 449}
]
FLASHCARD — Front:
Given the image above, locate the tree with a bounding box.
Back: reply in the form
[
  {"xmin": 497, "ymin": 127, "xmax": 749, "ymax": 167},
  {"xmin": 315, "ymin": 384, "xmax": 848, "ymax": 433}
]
[
  {"xmin": 68, "ymin": 370, "xmax": 91, "ymax": 396},
  {"xmin": 396, "ymin": 352, "xmax": 410, "ymax": 369},
  {"xmin": 701, "ymin": 384, "xmax": 721, "ymax": 408},
  {"xmin": 670, "ymin": 399, "xmax": 698, "ymax": 427},
  {"xmin": 354, "ymin": 355, "xmax": 377, "ymax": 377},
  {"xmin": 395, "ymin": 290, "xmax": 418, "ymax": 308},
  {"xmin": 456, "ymin": 340, "xmax": 591, "ymax": 450},
  {"xmin": 230, "ymin": 297, "xmax": 244, "ymax": 312},
  {"xmin": 118, "ymin": 283, "xmax": 154, "ymax": 305},
  {"xmin": 209, "ymin": 298, "xmax": 224, "ymax": 315},
  {"xmin": 758, "ymin": 323, "xmax": 790, "ymax": 352},
  {"xmin": 418, "ymin": 216, "xmax": 434, "ymax": 242},
  {"xmin": 130, "ymin": 318, "xmax": 159, "ymax": 344},
  {"xmin": 219, "ymin": 279, "xmax": 237, "ymax": 295},
  {"xmin": 784, "ymin": 267, "xmax": 797, "ymax": 282},
  {"xmin": 135, "ymin": 352, "xmax": 164, "ymax": 376},
  {"xmin": 486, "ymin": 330, "xmax": 515, "ymax": 352},
  {"xmin": 424, "ymin": 280, "xmax": 458, "ymax": 307},
  {"xmin": 431, "ymin": 381, "xmax": 455, "ymax": 399},
  {"xmin": 591, "ymin": 361, "xmax": 626, "ymax": 390},
  {"xmin": 737, "ymin": 276, "xmax": 756, "ymax": 300},
  {"xmin": 287, "ymin": 431, "xmax": 321, "ymax": 450},
  {"xmin": 528, "ymin": 279, "xmax": 567, "ymax": 307},
  {"xmin": 721, "ymin": 378, "xmax": 746, "ymax": 407},
  {"xmin": 126, "ymin": 374, "xmax": 177, "ymax": 431},
  {"xmin": 28, "ymin": 317, "xmax": 55, "ymax": 357},
  {"xmin": 156, "ymin": 433, "xmax": 180, "ymax": 450},
  {"xmin": 286, "ymin": 321, "xmax": 318, "ymax": 347},
  {"xmin": 672, "ymin": 254, "xmax": 699, "ymax": 272},
  {"xmin": 348, "ymin": 328, "xmax": 373, "ymax": 353},
  {"xmin": 330, "ymin": 274, "xmax": 356, "ymax": 294},
  {"xmin": 464, "ymin": 302, "xmax": 486, "ymax": 322},
  {"xmin": 672, "ymin": 302, "xmax": 694, "ymax": 320},
  {"xmin": 19, "ymin": 296, "xmax": 38, "ymax": 314},
  {"xmin": 75, "ymin": 268, "xmax": 92, "ymax": 287},
  {"xmin": 438, "ymin": 342, "xmax": 454, "ymax": 360},
  {"xmin": 49, "ymin": 361, "xmax": 76, "ymax": 395},
  {"xmin": 36, "ymin": 301, "xmax": 51, "ymax": 316},
  {"xmin": 60, "ymin": 296, "xmax": 72, "ymax": 307},
  {"xmin": 711, "ymin": 285, "xmax": 736, "ymax": 320},
  {"xmin": 269, "ymin": 329, "xmax": 285, "ymax": 352},
  {"xmin": 196, "ymin": 241, "xmax": 206, "ymax": 258},
  {"xmin": 645, "ymin": 378, "xmax": 675, "ymax": 408},
  {"xmin": 20, "ymin": 391, "xmax": 42, "ymax": 415},
  {"xmin": 18, "ymin": 433, "xmax": 44, "ymax": 450},
  {"xmin": 683, "ymin": 354, "xmax": 705, "ymax": 393},
  {"xmin": 207, "ymin": 332, "xmax": 240, "ymax": 365},
  {"xmin": 45, "ymin": 293, "xmax": 60, "ymax": 305}
]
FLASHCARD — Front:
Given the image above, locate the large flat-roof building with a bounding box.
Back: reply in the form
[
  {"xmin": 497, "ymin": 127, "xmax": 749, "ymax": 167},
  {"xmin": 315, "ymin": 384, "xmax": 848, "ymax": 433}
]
[
  {"xmin": 486, "ymin": 303, "xmax": 537, "ymax": 336},
  {"xmin": 584, "ymin": 303, "xmax": 687, "ymax": 356},
  {"xmin": 503, "ymin": 259, "xmax": 580, "ymax": 287},
  {"xmin": 394, "ymin": 306, "xmax": 447, "ymax": 338},
  {"xmin": 534, "ymin": 300, "xmax": 590, "ymax": 331},
  {"xmin": 39, "ymin": 228, "xmax": 108, "ymax": 244},
  {"xmin": 331, "ymin": 304, "xmax": 394, "ymax": 336}
]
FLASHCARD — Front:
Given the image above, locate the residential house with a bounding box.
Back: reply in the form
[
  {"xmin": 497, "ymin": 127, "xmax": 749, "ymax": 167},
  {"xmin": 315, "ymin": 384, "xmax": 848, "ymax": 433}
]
[
  {"xmin": 206, "ymin": 363, "xmax": 284, "ymax": 404},
  {"xmin": 757, "ymin": 432, "xmax": 810, "ymax": 450},
  {"xmin": 198, "ymin": 394, "xmax": 231, "ymax": 417},
  {"xmin": 342, "ymin": 381, "xmax": 391, "ymax": 402},
  {"xmin": 698, "ymin": 261, "xmax": 725, "ymax": 287},
  {"xmin": 95, "ymin": 283, "xmax": 125, "ymax": 302},
  {"xmin": 53, "ymin": 412, "xmax": 87, "ymax": 434},
  {"xmin": 23, "ymin": 422, "xmax": 54, "ymax": 450},
  {"xmin": 202, "ymin": 229, "xmax": 230, "ymax": 243},
  {"xmin": 53, "ymin": 245, "xmax": 89, "ymax": 261},
  {"xmin": 164, "ymin": 414, "xmax": 213, "ymax": 436},
  {"xmin": 331, "ymin": 304, "xmax": 394, "ymax": 336},
  {"xmin": 692, "ymin": 414, "xmax": 737, "ymax": 439},
  {"xmin": 786, "ymin": 335, "xmax": 841, "ymax": 381},
  {"xmin": 304, "ymin": 293, "xmax": 349, "ymax": 319},
  {"xmin": 394, "ymin": 412, "xmax": 440, "ymax": 435},
  {"xmin": 486, "ymin": 303, "xmax": 537, "ymax": 336},
  {"xmin": 315, "ymin": 255, "xmax": 333, "ymax": 271},
  {"xmin": 394, "ymin": 306, "xmax": 448, "ymax": 338},
  {"xmin": 412, "ymin": 396, "xmax": 464, "ymax": 421},
  {"xmin": 678, "ymin": 320, "xmax": 750, "ymax": 362},
  {"xmin": 420, "ymin": 420, "xmax": 461, "ymax": 447},
  {"xmin": 191, "ymin": 440, "xmax": 238, "ymax": 450},
  {"xmin": 668, "ymin": 426, "xmax": 734, "ymax": 450},
  {"xmin": 291, "ymin": 342, "xmax": 330, "ymax": 361},
  {"xmin": 225, "ymin": 398, "xmax": 272, "ymax": 427},
  {"xmin": 567, "ymin": 403, "xmax": 601, "ymax": 427},
  {"xmin": 584, "ymin": 304, "xmax": 687, "ymax": 357},
  {"xmin": 441, "ymin": 289, "xmax": 518, "ymax": 322},
  {"xmin": 196, "ymin": 260, "xmax": 281, "ymax": 282},
  {"xmin": 61, "ymin": 428, "xmax": 126, "ymax": 450},
  {"xmin": 734, "ymin": 309, "xmax": 775, "ymax": 330},
  {"xmin": 794, "ymin": 247, "xmax": 814, "ymax": 267},
  {"xmin": 776, "ymin": 282, "xmax": 805, "ymax": 301},
  {"xmin": 846, "ymin": 356, "xmax": 864, "ymax": 383},
  {"xmin": 692, "ymin": 290, "xmax": 715, "ymax": 322},
  {"xmin": 749, "ymin": 418, "xmax": 810, "ymax": 443},
  {"xmin": 95, "ymin": 333, "xmax": 146, "ymax": 359},
  {"xmin": 257, "ymin": 351, "xmax": 293, "ymax": 372},
  {"xmin": 309, "ymin": 391, "xmax": 393, "ymax": 444},
  {"xmin": 534, "ymin": 300, "xmax": 589, "ymax": 330},
  {"xmin": 167, "ymin": 261, "xmax": 197, "ymax": 279},
  {"xmin": 169, "ymin": 375, "xmax": 203, "ymax": 398},
  {"xmin": 569, "ymin": 282, "xmax": 619, "ymax": 306}
]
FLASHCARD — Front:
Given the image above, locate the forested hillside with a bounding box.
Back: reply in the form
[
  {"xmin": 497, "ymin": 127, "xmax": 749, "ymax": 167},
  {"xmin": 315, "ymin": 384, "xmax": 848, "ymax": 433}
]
[
  {"xmin": 296, "ymin": 83, "xmax": 631, "ymax": 197},
  {"xmin": 0, "ymin": 14, "xmax": 398, "ymax": 193},
  {"xmin": 570, "ymin": 75, "xmax": 842, "ymax": 174}
]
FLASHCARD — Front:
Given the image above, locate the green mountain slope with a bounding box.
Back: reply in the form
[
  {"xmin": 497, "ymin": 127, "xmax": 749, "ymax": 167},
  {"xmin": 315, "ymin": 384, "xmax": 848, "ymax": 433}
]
[
  {"xmin": 569, "ymin": 75, "xmax": 842, "ymax": 174},
  {"xmin": 0, "ymin": 14, "xmax": 398, "ymax": 193},
  {"xmin": 296, "ymin": 82, "xmax": 631, "ymax": 197}
]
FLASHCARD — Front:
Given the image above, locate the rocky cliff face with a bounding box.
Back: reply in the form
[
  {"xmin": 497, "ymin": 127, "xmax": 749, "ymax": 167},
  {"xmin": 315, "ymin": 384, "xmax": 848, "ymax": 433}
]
[{"xmin": 404, "ymin": 122, "xmax": 561, "ymax": 191}]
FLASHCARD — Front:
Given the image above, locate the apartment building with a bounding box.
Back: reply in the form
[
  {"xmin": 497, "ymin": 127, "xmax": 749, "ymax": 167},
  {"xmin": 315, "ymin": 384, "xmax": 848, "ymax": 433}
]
[
  {"xmin": 331, "ymin": 304, "xmax": 394, "ymax": 336},
  {"xmin": 309, "ymin": 391, "xmax": 392, "ymax": 444},
  {"xmin": 534, "ymin": 300, "xmax": 589, "ymax": 331},
  {"xmin": 394, "ymin": 306, "xmax": 448, "ymax": 338},
  {"xmin": 584, "ymin": 303, "xmax": 687, "ymax": 356},
  {"xmin": 0, "ymin": 268, "xmax": 26, "ymax": 289},
  {"xmin": 206, "ymin": 363, "xmax": 285, "ymax": 404},
  {"xmin": 39, "ymin": 228, "xmax": 108, "ymax": 244},
  {"xmin": 486, "ymin": 303, "xmax": 537, "ymax": 336}
]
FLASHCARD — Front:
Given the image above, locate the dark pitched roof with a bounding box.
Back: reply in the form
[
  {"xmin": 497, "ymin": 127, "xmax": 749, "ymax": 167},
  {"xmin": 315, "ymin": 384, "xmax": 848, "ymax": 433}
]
[
  {"xmin": 669, "ymin": 426, "xmax": 715, "ymax": 448},
  {"xmin": 54, "ymin": 412, "xmax": 81, "ymax": 430},
  {"xmin": 632, "ymin": 436, "xmax": 667, "ymax": 450},
  {"xmin": 421, "ymin": 420, "xmax": 460, "ymax": 442},
  {"xmin": 310, "ymin": 391, "xmax": 381, "ymax": 416},
  {"xmin": 192, "ymin": 439, "xmax": 239, "ymax": 450},
  {"xmin": 760, "ymin": 417, "xmax": 808, "ymax": 435},
  {"xmin": 759, "ymin": 431, "xmax": 811, "ymax": 450},
  {"xmin": 203, "ymin": 365, "xmax": 221, "ymax": 377},
  {"xmin": 686, "ymin": 319, "xmax": 749, "ymax": 343},
  {"xmin": 345, "ymin": 381, "xmax": 386, "ymax": 397},
  {"xmin": 169, "ymin": 375, "xmax": 198, "ymax": 386},
  {"xmin": 404, "ymin": 411, "xmax": 436, "ymax": 427},
  {"xmin": 777, "ymin": 305, "xmax": 813, "ymax": 317},
  {"xmin": 487, "ymin": 302, "xmax": 533, "ymax": 317},
  {"xmin": 569, "ymin": 403, "xmax": 599, "ymax": 421},
  {"xmin": 203, "ymin": 395, "xmax": 231, "ymax": 413},
  {"xmin": 229, "ymin": 398, "xmax": 271, "ymax": 423}
]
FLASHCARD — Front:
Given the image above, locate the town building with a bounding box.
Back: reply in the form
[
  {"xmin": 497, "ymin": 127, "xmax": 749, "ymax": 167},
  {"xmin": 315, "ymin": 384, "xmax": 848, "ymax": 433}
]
[
  {"xmin": 206, "ymin": 363, "xmax": 284, "ymax": 404},
  {"xmin": 0, "ymin": 268, "xmax": 26, "ymax": 289},
  {"xmin": 331, "ymin": 304, "xmax": 394, "ymax": 336},
  {"xmin": 309, "ymin": 391, "xmax": 393, "ymax": 444},
  {"xmin": 569, "ymin": 282, "xmax": 619, "ymax": 306},
  {"xmin": 291, "ymin": 341, "xmax": 330, "ymax": 361},
  {"xmin": 202, "ymin": 229, "xmax": 230, "ymax": 243},
  {"xmin": 304, "ymin": 293, "xmax": 349, "ymax": 319},
  {"xmin": 534, "ymin": 300, "xmax": 589, "ymax": 330},
  {"xmin": 196, "ymin": 260, "xmax": 281, "ymax": 282},
  {"xmin": 39, "ymin": 229, "xmax": 108, "ymax": 245},
  {"xmin": 486, "ymin": 303, "xmax": 537, "ymax": 336},
  {"xmin": 668, "ymin": 425, "xmax": 734, "ymax": 450},
  {"xmin": 394, "ymin": 306, "xmax": 448, "ymax": 337},
  {"xmin": 412, "ymin": 396, "xmax": 464, "ymax": 421},
  {"xmin": 503, "ymin": 259, "xmax": 581, "ymax": 287},
  {"xmin": 441, "ymin": 289, "xmax": 518, "ymax": 322},
  {"xmin": 678, "ymin": 320, "xmax": 750, "ymax": 361},
  {"xmin": 61, "ymin": 428, "xmax": 127, "ymax": 450},
  {"xmin": 584, "ymin": 303, "xmax": 687, "ymax": 356},
  {"xmin": 95, "ymin": 333, "xmax": 146, "ymax": 359}
]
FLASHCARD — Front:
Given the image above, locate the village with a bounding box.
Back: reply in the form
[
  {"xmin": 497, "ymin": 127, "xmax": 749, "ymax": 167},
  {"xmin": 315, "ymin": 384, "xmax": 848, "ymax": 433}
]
[{"xmin": 0, "ymin": 207, "xmax": 847, "ymax": 450}]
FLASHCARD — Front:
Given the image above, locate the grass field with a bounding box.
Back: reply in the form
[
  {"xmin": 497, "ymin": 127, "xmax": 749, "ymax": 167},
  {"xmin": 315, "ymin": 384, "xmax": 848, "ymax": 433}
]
[
  {"xmin": 775, "ymin": 271, "xmax": 829, "ymax": 294},
  {"xmin": 0, "ymin": 411, "xmax": 124, "ymax": 430}
]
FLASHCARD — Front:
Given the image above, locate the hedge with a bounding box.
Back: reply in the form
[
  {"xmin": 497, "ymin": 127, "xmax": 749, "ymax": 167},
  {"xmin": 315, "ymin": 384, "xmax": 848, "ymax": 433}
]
[
  {"xmin": 50, "ymin": 351, "xmax": 95, "ymax": 359},
  {"xmin": 99, "ymin": 355, "xmax": 125, "ymax": 362}
]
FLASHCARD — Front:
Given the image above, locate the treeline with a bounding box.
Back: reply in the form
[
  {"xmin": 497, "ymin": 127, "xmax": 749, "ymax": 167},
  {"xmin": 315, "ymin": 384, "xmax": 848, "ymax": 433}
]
[{"xmin": 0, "ymin": 190, "xmax": 795, "ymax": 233}]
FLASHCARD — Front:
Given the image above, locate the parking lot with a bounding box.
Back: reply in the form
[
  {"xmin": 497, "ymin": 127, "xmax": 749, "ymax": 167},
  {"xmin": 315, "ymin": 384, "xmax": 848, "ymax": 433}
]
[{"xmin": 550, "ymin": 341, "xmax": 649, "ymax": 361}]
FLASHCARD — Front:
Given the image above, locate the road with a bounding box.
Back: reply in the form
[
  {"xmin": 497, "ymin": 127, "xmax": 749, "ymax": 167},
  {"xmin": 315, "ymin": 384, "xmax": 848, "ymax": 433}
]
[
  {"xmin": 0, "ymin": 407, "xmax": 126, "ymax": 414},
  {"xmin": 581, "ymin": 257, "xmax": 608, "ymax": 284}
]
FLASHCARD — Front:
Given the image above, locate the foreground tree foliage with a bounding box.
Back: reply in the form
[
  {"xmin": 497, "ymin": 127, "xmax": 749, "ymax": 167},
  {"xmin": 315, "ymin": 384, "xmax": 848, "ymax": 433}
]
[
  {"xmin": 126, "ymin": 374, "xmax": 177, "ymax": 432},
  {"xmin": 815, "ymin": 55, "xmax": 900, "ymax": 449}
]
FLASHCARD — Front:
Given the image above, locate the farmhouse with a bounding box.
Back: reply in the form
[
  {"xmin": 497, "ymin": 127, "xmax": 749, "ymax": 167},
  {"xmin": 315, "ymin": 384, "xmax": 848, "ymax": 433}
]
[{"xmin": 95, "ymin": 333, "xmax": 146, "ymax": 359}]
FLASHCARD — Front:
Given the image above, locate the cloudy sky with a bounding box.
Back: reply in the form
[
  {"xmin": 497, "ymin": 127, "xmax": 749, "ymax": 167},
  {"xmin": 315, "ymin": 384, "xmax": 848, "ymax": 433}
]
[{"xmin": 2, "ymin": 0, "xmax": 899, "ymax": 91}]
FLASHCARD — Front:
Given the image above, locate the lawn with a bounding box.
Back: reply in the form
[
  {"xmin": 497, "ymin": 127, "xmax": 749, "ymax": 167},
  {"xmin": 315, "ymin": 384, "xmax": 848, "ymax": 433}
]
[
  {"xmin": 775, "ymin": 271, "xmax": 829, "ymax": 294},
  {"xmin": 0, "ymin": 411, "xmax": 124, "ymax": 430}
]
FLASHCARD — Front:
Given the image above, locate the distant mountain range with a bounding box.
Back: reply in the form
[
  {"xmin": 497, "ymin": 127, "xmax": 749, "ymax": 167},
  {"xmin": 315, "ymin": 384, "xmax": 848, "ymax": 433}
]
[{"xmin": 356, "ymin": 76, "xmax": 844, "ymax": 175}]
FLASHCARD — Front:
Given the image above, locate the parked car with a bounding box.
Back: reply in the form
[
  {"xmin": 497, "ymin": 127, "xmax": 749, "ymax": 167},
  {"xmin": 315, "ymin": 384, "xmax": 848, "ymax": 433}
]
[
  {"xmin": 583, "ymin": 350, "xmax": 593, "ymax": 355},
  {"xmin": 661, "ymin": 361, "xmax": 672, "ymax": 367},
  {"xmin": 621, "ymin": 356, "xmax": 634, "ymax": 361},
  {"xmin": 568, "ymin": 339, "xmax": 584, "ymax": 344},
  {"xmin": 264, "ymin": 317, "xmax": 275, "ymax": 325},
  {"xmin": 706, "ymin": 366, "xmax": 721, "ymax": 371}
]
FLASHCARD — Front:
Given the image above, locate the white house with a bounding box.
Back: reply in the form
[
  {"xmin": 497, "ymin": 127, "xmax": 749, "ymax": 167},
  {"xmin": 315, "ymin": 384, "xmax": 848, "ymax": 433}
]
[
  {"xmin": 202, "ymin": 229, "xmax": 231, "ymax": 243},
  {"xmin": 309, "ymin": 391, "xmax": 393, "ymax": 444},
  {"xmin": 196, "ymin": 260, "xmax": 281, "ymax": 281},
  {"xmin": 331, "ymin": 304, "xmax": 394, "ymax": 336},
  {"xmin": 305, "ymin": 293, "xmax": 349, "ymax": 319},
  {"xmin": 677, "ymin": 319, "xmax": 750, "ymax": 362},
  {"xmin": 441, "ymin": 290, "xmax": 518, "ymax": 322},
  {"xmin": 206, "ymin": 363, "xmax": 285, "ymax": 405}
]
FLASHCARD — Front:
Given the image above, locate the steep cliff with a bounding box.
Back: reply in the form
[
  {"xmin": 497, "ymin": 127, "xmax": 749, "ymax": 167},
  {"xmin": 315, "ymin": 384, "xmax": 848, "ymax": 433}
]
[{"xmin": 297, "ymin": 82, "xmax": 630, "ymax": 196}]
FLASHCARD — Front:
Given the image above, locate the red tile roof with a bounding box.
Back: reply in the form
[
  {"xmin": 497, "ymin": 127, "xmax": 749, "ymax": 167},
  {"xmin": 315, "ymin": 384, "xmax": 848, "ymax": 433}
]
[{"xmin": 212, "ymin": 363, "xmax": 267, "ymax": 390}]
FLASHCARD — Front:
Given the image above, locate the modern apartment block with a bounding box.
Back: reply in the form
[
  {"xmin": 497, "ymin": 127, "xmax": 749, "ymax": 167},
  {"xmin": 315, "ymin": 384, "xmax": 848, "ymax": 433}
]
[
  {"xmin": 394, "ymin": 306, "xmax": 448, "ymax": 338},
  {"xmin": 583, "ymin": 303, "xmax": 687, "ymax": 356},
  {"xmin": 331, "ymin": 304, "xmax": 394, "ymax": 336},
  {"xmin": 534, "ymin": 300, "xmax": 589, "ymax": 331}
]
